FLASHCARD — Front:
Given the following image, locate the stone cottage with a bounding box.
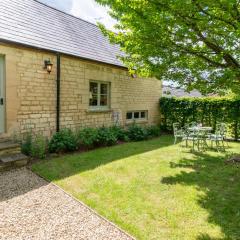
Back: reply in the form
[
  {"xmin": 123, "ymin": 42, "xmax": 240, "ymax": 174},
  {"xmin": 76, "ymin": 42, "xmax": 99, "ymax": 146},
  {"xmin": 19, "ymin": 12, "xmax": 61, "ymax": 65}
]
[{"xmin": 0, "ymin": 0, "xmax": 162, "ymax": 138}]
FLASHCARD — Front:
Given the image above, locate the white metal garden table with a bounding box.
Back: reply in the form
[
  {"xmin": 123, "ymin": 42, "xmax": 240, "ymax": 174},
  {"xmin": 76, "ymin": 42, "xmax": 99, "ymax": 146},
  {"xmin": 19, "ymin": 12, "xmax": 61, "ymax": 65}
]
[
  {"xmin": 188, "ymin": 126, "xmax": 212, "ymax": 132},
  {"xmin": 185, "ymin": 126, "xmax": 213, "ymax": 151}
]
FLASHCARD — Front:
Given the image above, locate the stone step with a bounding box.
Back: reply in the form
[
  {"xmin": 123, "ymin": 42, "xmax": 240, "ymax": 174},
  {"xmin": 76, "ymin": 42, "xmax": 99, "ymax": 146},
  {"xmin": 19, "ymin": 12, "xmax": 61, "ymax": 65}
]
[
  {"xmin": 0, "ymin": 153, "xmax": 29, "ymax": 171},
  {"xmin": 0, "ymin": 141, "xmax": 21, "ymax": 156},
  {"xmin": 0, "ymin": 134, "xmax": 11, "ymax": 142},
  {"xmin": 0, "ymin": 137, "xmax": 11, "ymax": 143}
]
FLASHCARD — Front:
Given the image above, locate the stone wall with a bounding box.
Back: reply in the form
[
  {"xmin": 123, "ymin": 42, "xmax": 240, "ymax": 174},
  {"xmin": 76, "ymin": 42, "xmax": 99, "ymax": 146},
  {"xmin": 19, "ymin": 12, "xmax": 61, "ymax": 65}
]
[
  {"xmin": 0, "ymin": 43, "xmax": 162, "ymax": 137},
  {"xmin": 0, "ymin": 44, "xmax": 56, "ymax": 136}
]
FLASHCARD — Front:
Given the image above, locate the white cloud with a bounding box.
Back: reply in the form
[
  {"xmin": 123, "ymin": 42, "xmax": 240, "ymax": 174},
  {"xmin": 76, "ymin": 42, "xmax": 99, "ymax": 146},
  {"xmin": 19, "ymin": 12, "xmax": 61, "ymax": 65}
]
[
  {"xmin": 39, "ymin": 0, "xmax": 116, "ymax": 30},
  {"xmin": 70, "ymin": 0, "xmax": 116, "ymax": 30},
  {"xmin": 39, "ymin": 0, "xmax": 73, "ymax": 12}
]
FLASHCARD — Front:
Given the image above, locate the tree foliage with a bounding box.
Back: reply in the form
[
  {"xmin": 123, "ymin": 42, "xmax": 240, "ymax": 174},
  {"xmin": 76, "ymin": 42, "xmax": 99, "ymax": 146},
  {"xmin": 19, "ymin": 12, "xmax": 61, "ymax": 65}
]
[{"xmin": 96, "ymin": 0, "xmax": 240, "ymax": 94}]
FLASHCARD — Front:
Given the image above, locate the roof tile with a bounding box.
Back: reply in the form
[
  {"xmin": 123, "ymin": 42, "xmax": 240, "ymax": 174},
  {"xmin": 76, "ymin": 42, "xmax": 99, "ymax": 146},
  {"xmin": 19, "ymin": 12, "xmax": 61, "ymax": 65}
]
[{"xmin": 0, "ymin": 0, "xmax": 124, "ymax": 67}]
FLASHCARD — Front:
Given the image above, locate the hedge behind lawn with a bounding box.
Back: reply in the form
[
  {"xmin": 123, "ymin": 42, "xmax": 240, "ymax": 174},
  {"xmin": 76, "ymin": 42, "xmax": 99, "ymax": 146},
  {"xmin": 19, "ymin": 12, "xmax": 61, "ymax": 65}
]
[{"xmin": 160, "ymin": 97, "xmax": 240, "ymax": 140}]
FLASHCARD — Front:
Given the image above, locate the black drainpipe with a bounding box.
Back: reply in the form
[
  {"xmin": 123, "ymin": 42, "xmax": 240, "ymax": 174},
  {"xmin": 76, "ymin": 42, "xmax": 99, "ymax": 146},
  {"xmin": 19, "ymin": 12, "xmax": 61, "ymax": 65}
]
[{"xmin": 56, "ymin": 53, "xmax": 61, "ymax": 132}]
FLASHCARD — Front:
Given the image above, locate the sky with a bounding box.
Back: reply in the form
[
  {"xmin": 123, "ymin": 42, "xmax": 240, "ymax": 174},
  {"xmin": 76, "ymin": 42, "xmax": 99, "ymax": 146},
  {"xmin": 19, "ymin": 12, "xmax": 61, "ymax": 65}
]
[{"xmin": 39, "ymin": 0, "xmax": 116, "ymax": 29}]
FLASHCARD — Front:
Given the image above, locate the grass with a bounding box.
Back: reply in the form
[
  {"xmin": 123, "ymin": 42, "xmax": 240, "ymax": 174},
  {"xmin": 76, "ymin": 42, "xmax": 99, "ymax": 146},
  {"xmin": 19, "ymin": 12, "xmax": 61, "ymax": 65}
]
[{"xmin": 32, "ymin": 136, "xmax": 240, "ymax": 240}]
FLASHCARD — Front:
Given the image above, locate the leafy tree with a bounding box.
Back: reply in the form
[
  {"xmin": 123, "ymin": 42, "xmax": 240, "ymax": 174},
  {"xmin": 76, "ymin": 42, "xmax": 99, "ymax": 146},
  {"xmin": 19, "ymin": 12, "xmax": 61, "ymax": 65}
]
[{"xmin": 96, "ymin": 0, "xmax": 240, "ymax": 94}]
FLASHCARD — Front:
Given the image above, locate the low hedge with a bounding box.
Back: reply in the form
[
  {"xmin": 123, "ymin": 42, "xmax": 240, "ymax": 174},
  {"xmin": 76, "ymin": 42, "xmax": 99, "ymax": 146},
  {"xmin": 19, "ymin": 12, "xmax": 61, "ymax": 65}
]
[
  {"xmin": 21, "ymin": 124, "xmax": 161, "ymax": 157},
  {"xmin": 159, "ymin": 97, "xmax": 240, "ymax": 140}
]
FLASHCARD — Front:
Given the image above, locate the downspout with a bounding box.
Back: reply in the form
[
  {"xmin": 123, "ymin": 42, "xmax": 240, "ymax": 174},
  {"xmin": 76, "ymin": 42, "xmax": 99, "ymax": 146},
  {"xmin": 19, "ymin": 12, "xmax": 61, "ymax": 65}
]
[{"xmin": 56, "ymin": 53, "xmax": 61, "ymax": 132}]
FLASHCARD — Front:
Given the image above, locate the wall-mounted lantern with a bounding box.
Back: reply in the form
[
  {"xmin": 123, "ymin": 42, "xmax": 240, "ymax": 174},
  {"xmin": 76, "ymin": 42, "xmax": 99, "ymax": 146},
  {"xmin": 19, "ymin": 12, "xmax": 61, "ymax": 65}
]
[{"xmin": 44, "ymin": 59, "xmax": 53, "ymax": 74}]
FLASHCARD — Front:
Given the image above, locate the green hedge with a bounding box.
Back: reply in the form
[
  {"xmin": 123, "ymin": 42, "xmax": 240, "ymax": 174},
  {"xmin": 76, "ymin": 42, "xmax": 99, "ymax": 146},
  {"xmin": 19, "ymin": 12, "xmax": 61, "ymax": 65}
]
[
  {"xmin": 20, "ymin": 124, "xmax": 162, "ymax": 158},
  {"xmin": 159, "ymin": 97, "xmax": 240, "ymax": 140}
]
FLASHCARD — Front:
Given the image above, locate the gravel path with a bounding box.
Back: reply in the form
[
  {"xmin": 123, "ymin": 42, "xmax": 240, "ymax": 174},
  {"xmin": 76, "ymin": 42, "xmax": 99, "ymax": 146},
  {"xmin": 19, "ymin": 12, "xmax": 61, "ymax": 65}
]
[{"xmin": 0, "ymin": 168, "xmax": 133, "ymax": 240}]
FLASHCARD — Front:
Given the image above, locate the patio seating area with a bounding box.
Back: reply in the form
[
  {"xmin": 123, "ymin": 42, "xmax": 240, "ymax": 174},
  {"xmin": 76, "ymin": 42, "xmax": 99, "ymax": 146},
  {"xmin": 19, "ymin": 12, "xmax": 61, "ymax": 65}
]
[{"xmin": 173, "ymin": 122, "xmax": 228, "ymax": 151}]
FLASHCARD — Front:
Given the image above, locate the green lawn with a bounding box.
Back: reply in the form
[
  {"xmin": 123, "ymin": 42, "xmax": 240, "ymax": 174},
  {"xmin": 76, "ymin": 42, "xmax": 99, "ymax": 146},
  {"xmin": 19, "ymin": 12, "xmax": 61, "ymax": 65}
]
[{"xmin": 32, "ymin": 136, "xmax": 240, "ymax": 240}]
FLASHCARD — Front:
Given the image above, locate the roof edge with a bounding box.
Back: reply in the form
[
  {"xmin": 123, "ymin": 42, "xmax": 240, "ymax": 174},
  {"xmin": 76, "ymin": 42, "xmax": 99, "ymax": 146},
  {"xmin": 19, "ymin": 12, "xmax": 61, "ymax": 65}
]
[{"xmin": 0, "ymin": 39, "xmax": 127, "ymax": 70}]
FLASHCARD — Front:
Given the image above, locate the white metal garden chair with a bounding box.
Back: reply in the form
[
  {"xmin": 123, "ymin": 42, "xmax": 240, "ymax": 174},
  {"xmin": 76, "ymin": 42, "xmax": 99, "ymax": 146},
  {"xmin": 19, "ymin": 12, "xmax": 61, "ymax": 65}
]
[
  {"xmin": 209, "ymin": 123, "xmax": 227, "ymax": 151},
  {"xmin": 173, "ymin": 123, "xmax": 186, "ymax": 144}
]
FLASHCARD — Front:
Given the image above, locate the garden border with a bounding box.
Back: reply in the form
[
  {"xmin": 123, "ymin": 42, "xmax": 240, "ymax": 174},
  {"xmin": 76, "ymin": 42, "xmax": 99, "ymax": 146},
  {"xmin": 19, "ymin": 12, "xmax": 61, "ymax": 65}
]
[{"xmin": 30, "ymin": 167, "xmax": 136, "ymax": 240}]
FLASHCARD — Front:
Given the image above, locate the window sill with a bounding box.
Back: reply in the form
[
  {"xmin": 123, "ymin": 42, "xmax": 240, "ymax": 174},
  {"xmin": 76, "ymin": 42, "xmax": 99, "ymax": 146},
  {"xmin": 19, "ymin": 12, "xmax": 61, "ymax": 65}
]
[
  {"xmin": 86, "ymin": 109, "xmax": 113, "ymax": 113},
  {"xmin": 125, "ymin": 119, "xmax": 148, "ymax": 125}
]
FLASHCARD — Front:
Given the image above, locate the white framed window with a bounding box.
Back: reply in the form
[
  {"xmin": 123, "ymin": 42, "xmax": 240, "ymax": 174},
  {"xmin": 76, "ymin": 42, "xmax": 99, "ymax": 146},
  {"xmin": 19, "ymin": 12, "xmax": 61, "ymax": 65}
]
[
  {"xmin": 126, "ymin": 110, "xmax": 148, "ymax": 121},
  {"xmin": 89, "ymin": 81, "xmax": 110, "ymax": 110}
]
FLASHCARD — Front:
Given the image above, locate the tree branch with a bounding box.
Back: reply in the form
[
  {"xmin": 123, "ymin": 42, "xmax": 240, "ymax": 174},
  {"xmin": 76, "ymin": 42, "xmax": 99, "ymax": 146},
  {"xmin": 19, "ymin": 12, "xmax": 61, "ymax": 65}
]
[
  {"xmin": 166, "ymin": 38, "xmax": 229, "ymax": 68},
  {"xmin": 193, "ymin": 1, "xmax": 237, "ymax": 30},
  {"xmin": 187, "ymin": 24, "xmax": 240, "ymax": 69}
]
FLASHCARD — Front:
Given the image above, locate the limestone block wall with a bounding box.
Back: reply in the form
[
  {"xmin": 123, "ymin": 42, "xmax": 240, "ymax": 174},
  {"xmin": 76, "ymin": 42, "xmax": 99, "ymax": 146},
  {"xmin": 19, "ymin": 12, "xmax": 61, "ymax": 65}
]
[
  {"xmin": 0, "ymin": 43, "xmax": 162, "ymax": 137},
  {"xmin": 60, "ymin": 56, "xmax": 161, "ymax": 129},
  {"xmin": 0, "ymin": 44, "xmax": 56, "ymax": 136}
]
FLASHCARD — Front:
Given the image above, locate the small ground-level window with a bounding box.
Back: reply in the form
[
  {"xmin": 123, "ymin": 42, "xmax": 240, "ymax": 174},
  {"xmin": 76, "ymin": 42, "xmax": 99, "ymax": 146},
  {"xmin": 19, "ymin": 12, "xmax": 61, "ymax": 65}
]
[
  {"xmin": 89, "ymin": 81, "xmax": 110, "ymax": 109},
  {"xmin": 141, "ymin": 111, "xmax": 146, "ymax": 118},
  {"xmin": 126, "ymin": 112, "xmax": 133, "ymax": 120},
  {"xmin": 126, "ymin": 110, "xmax": 148, "ymax": 121}
]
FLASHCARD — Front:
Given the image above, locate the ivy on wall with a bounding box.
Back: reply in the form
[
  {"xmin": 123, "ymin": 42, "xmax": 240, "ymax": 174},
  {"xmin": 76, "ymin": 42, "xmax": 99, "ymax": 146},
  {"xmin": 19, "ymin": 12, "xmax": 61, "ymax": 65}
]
[{"xmin": 159, "ymin": 97, "xmax": 240, "ymax": 140}]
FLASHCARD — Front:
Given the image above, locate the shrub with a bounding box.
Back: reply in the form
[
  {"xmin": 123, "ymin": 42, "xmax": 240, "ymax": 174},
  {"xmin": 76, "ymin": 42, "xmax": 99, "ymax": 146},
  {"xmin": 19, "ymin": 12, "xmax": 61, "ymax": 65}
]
[
  {"xmin": 127, "ymin": 123, "xmax": 148, "ymax": 141},
  {"xmin": 21, "ymin": 132, "xmax": 33, "ymax": 155},
  {"xmin": 146, "ymin": 125, "xmax": 161, "ymax": 138},
  {"xmin": 49, "ymin": 129, "xmax": 78, "ymax": 153},
  {"xmin": 21, "ymin": 132, "xmax": 48, "ymax": 159},
  {"xmin": 97, "ymin": 127, "xmax": 118, "ymax": 146},
  {"xmin": 20, "ymin": 124, "xmax": 160, "ymax": 157},
  {"xmin": 31, "ymin": 134, "xmax": 48, "ymax": 159},
  {"xmin": 160, "ymin": 97, "xmax": 240, "ymax": 140},
  {"xmin": 109, "ymin": 125, "xmax": 128, "ymax": 141},
  {"xmin": 77, "ymin": 127, "xmax": 99, "ymax": 149}
]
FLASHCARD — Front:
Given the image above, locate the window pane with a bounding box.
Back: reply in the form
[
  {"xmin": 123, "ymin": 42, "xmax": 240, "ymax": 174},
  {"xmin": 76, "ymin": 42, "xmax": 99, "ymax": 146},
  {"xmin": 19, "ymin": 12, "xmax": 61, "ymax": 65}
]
[
  {"xmin": 89, "ymin": 81, "xmax": 110, "ymax": 108},
  {"xmin": 134, "ymin": 112, "xmax": 139, "ymax": 119},
  {"xmin": 100, "ymin": 84, "xmax": 108, "ymax": 94},
  {"xmin": 126, "ymin": 112, "xmax": 132, "ymax": 120},
  {"xmin": 89, "ymin": 94, "xmax": 98, "ymax": 106},
  {"xmin": 100, "ymin": 95, "xmax": 108, "ymax": 106},
  {"xmin": 141, "ymin": 111, "xmax": 146, "ymax": 118},
  {"xmin": 90, "ymin": 82, "xmax": 98, "ymax": 94}
]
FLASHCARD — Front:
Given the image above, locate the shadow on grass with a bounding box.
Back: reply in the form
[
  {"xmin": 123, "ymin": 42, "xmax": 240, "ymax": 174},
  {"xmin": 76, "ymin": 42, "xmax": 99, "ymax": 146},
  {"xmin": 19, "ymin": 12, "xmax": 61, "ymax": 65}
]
[
  {"xmin": 162, "ymin": 151, "xmax": 240, "ymax": 240},
  {"xmin": 32, "ymin": 136, "xmax": 173, "ymax": 181}
]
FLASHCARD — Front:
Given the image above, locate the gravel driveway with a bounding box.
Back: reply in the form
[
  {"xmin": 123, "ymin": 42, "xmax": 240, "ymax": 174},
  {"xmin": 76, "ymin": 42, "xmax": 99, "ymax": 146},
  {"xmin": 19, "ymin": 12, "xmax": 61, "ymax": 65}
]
[{"xmin": 0, "ymin": 168, "xmax": 133, "ymax": 240}]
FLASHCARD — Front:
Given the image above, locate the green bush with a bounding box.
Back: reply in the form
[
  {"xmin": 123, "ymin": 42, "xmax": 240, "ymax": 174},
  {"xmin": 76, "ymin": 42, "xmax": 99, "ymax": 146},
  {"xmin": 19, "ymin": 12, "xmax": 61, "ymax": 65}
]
[
  {"xmin": 146, "ymin": 125, "xmax": 161, "ymax": 138},
  {"xmin": 127, "ymin": 123, "xmax": 148, "ymax": 141},
  {"xmin": 21, "ymin": 132, "xmax": 33, "ymax": 155},
  {"xmin": 77, "ymin": 126, "xmax": 128, "ymax": 148},
  {"xmin": 49, "ymin": 129, "xmax": 78, "ymax": 153},
  {"xmin": 21, "ymin": 132, "xmax": 48, "ymax": 159},
  {"xmin": 109, "ymin": 125, "xmax": 128, "ymax": 141},
  {"xmin": 160, "ymin": 97, "xmax": 240, "ymax": 140},
  {"xmin": 31, "ymin": 134, "xmax": 48, "ymax": 159},
  {"xmin": 97, "ymin": 127, "xmax": 118, "ymax": 146},
  {"xmin": 77, "ymin": 127, "xmax": 99, "ymax": 149},
  {"xmin": 20, "ymin": 124, "xmax": 161, "ymax": 157}
]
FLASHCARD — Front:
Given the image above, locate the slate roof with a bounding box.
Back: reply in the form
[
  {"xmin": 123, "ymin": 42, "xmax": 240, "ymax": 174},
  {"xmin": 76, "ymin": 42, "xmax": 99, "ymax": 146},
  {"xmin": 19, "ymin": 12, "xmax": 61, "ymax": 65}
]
[
  {"xmin": 162, "ymin": 85, "xmax": 203, "ymax": 98},
  {"xmin": 0, "ymin": 0, "xmax": 124, "ymax": 67}
]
